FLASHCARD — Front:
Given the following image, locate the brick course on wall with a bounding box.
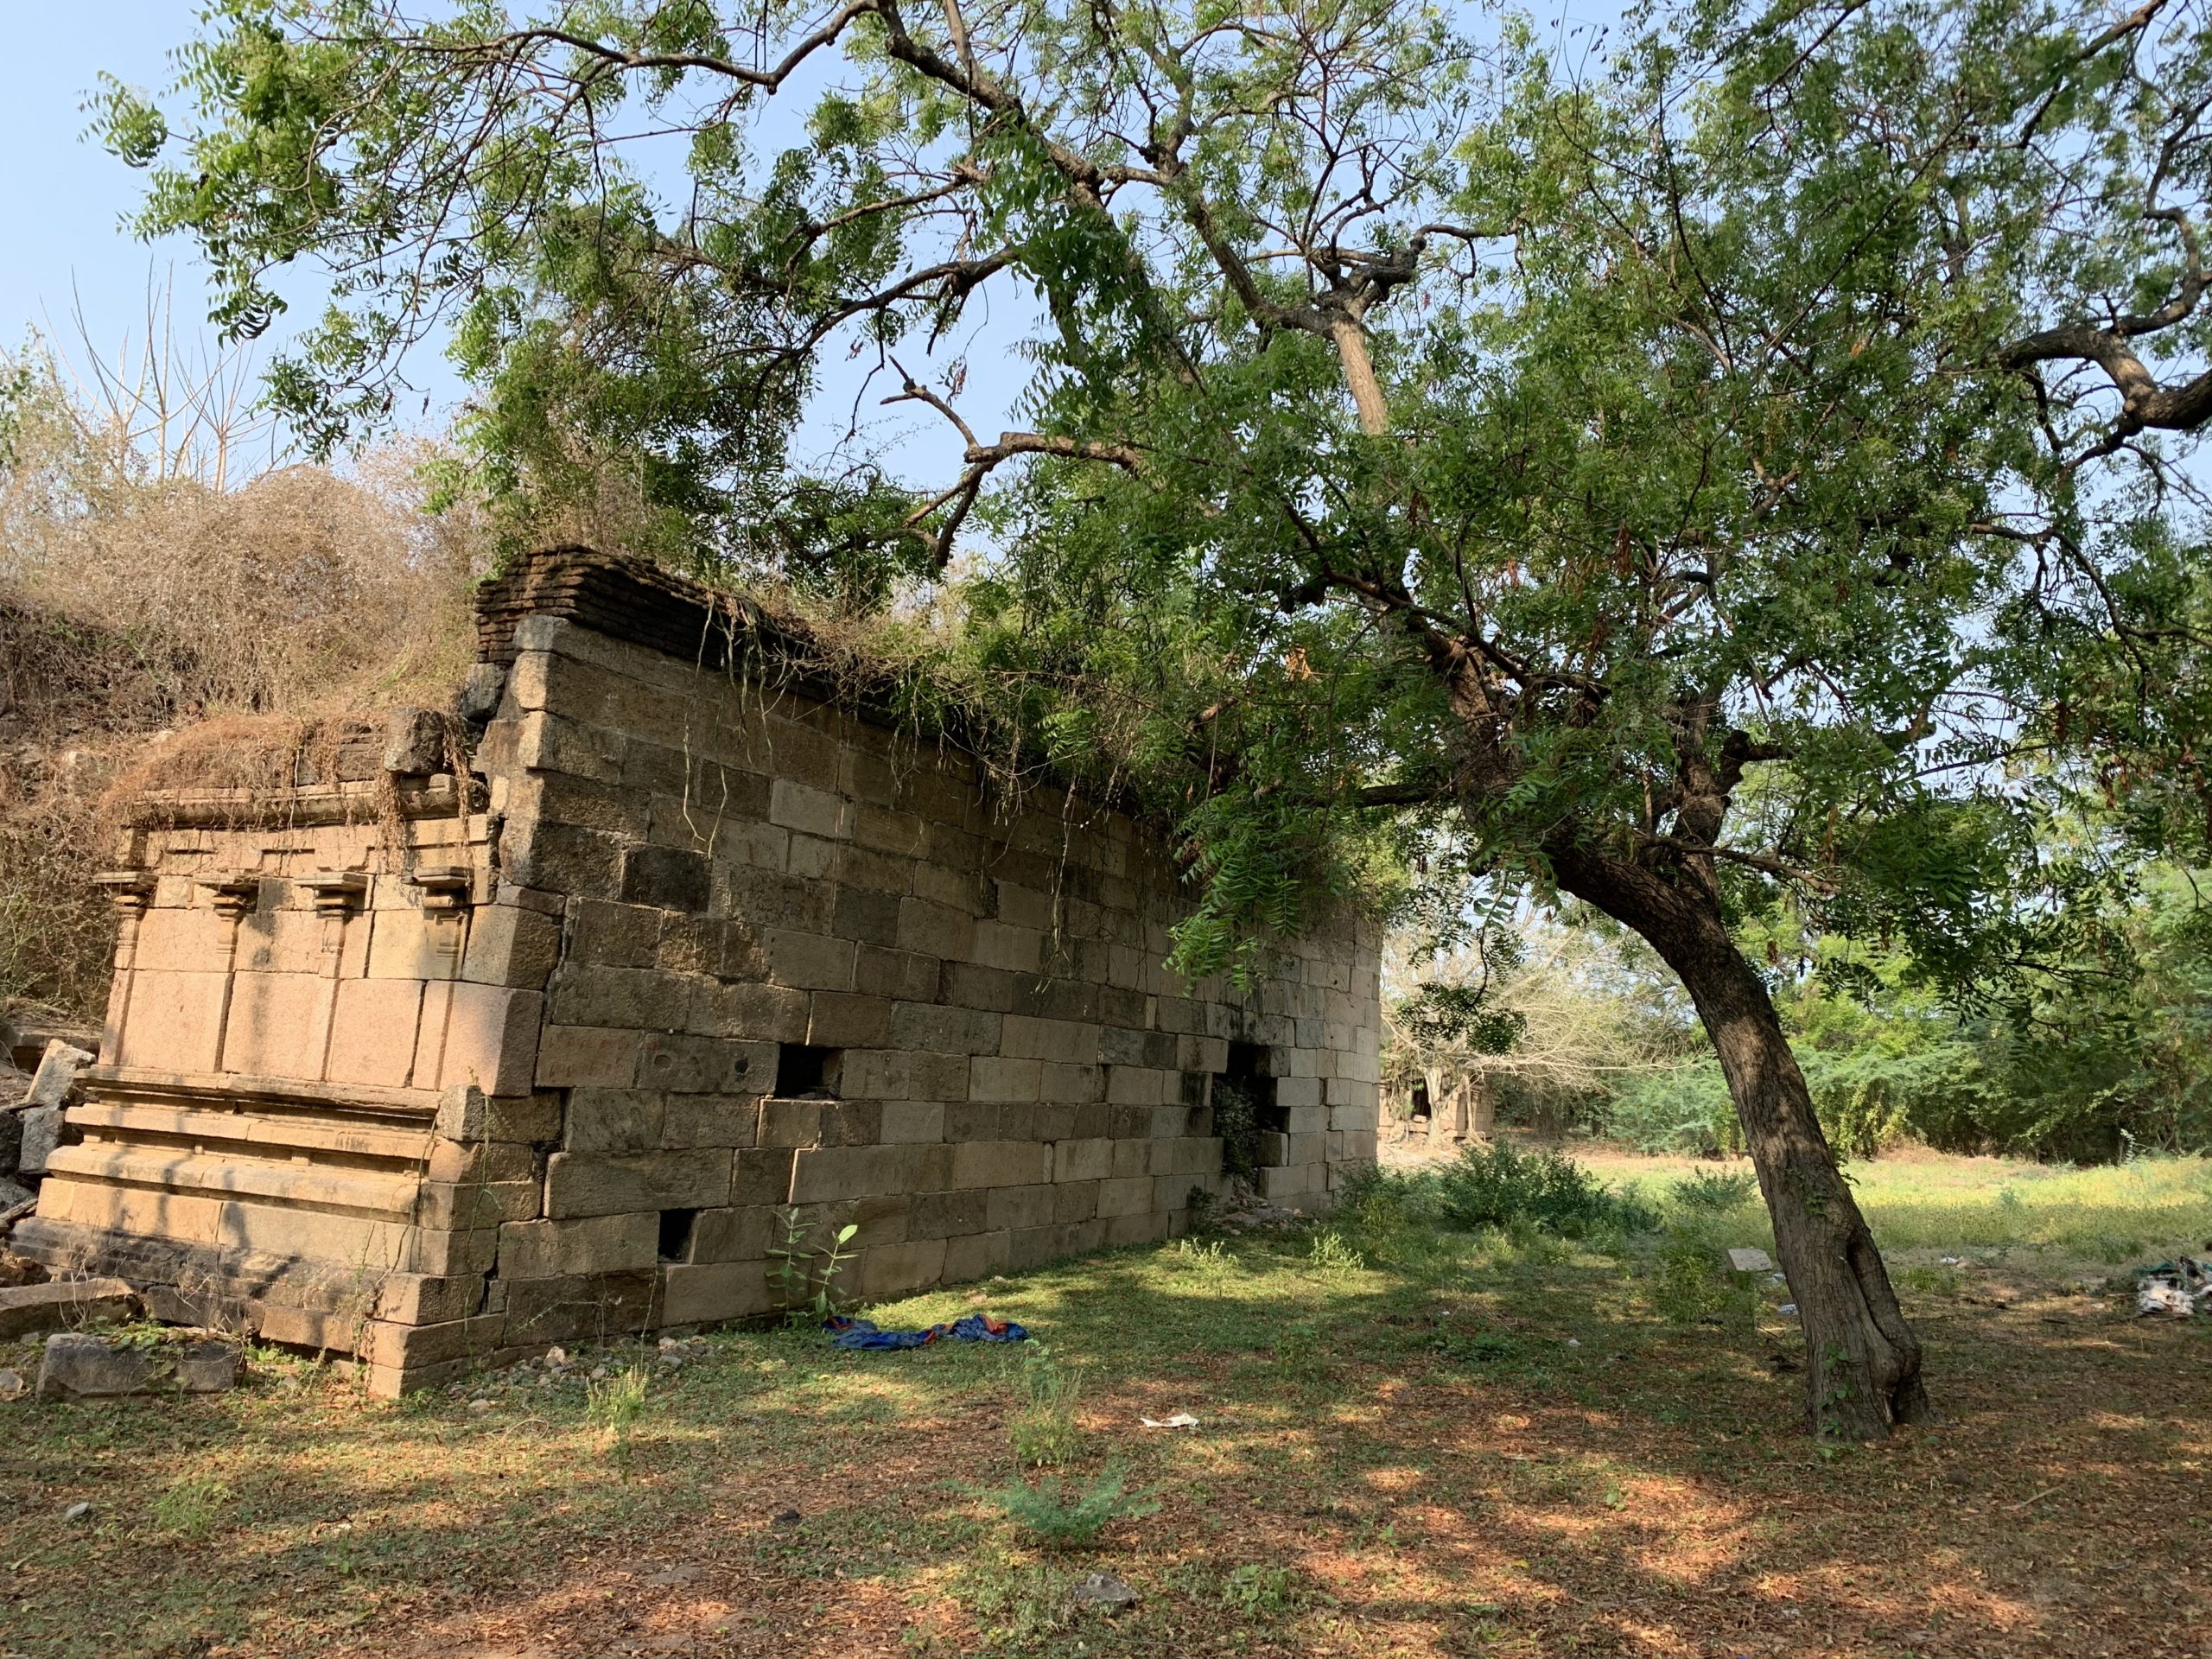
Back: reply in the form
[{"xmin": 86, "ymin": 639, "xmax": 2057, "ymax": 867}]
[{"xmin": 16, "ymin": 550, "xmax": 1382, "ymax": 1394}]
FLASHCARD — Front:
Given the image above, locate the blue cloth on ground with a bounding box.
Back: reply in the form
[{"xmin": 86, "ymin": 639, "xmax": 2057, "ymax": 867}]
[{"xmin": 824, "ymin": 1313, "xmax": 1029, "ymax": 1350}]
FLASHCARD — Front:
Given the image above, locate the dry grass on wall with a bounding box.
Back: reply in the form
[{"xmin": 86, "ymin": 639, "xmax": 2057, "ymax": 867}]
[{"xmin": 1, "ymin": 367, "xmax": 483, "ymax": 1017}]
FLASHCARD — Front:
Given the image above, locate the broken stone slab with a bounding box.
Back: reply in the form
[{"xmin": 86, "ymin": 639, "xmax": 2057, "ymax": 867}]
[
  {"xmin": 36, "ymin": 1332, "xmax": 239, "ymax": 1402},
  {"xmin": 0, "ymin": 1175, "xmax": 35, "ymax": 1215},
  {"xmin": 0, "ymin": 1277, "xmax": 140, "ymax": 1340},
  {"xmin": 382, "ymin": 706, "xmax": 450, "ymax": 776},
  {"xmin": 1726, "ymin": 1247, "xmax": 1776, "ymax": 1274},
  {"xmin": 0, "ymin": 1108, "xmax": 19, "ymax": 1176},
  {"xmin": 17, "ymin": 1107, "xmax": 65, "ymax": 1177},
  {"xmin": 458, "ymin": 661, "xmax": 508, "ymax": 724},
  {"xmin": 19, "ymin": 1039, "xmax": 94, "ymax": 1109}
]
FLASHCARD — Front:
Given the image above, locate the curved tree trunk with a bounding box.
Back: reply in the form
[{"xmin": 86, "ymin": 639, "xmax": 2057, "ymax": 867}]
[{"xmin": 1551, "ymin": 840, "xmax": 1931, "ymax": 1440}]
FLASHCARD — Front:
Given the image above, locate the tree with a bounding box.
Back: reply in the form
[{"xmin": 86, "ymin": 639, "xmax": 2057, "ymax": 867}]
[{"xmin": 102, "ymin": 0, "xmax": 2212, "ymax": 1438}]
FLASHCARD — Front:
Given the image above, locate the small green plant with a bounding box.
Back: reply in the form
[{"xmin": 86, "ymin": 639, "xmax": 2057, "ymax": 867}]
[
  {"xmin": 1650, "ymin": 1231, "xmax": 1758, "ymax": 1330},
  {"xmin": 1008, "ymin": 1343, "xmax": 1084, "ymax": 1469},
  {"xmin": 1306, "ymin": 1229, "xmax": 1365, "ymax": 1277},
  {"xmin": 1220, "ymin": 1562, "xmax": 1306, "ymax": 1616},
  {"xmin": 584, "ymin": 1362, "xmax": 652, "ymax": 1475},
  {"xmin": 149, "ymin": 1473, "xmax": 232, "ymax": 1541},
  {"xmin": 1168, "ymin": 1236, "xmax": 1238, "ymax": 1272},
  {"xmin": 988, "ymin": 1466, "xmax": 1159, "ymax": 1549},
  {"xmin": 770, "ymin": 1210, "xmax": 861, "ymax": 1319},
  {"xmin": 1668, "ymin": 1168, "xmax": 1759, "ymax": 1212},
  {"xmin": 1271, "ymin": 1320, "xmax": 1329, "ymax": 1385},
  {"xmin": 957, "ymin": 1556, "xmax": 1077, "ymax": 1645}
]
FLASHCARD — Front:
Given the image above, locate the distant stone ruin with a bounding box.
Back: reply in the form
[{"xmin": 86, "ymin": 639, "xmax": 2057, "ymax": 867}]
[{"xmin": 12, "ymin": 550, "xmax": 1382, "ymax": 1394}]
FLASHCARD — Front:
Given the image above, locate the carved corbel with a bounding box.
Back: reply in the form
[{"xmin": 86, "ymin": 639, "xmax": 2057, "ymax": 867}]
[
  {"xmin": 195, "ymin": 872, "xmax": 263, "ymax": 921},
  {"xmin": 409, "ymin": 866, "xmax": 474, "ymax": 977}
]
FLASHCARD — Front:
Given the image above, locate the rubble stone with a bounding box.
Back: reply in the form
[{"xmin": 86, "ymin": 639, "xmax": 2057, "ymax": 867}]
[
  {"xmin": 21, "ymin": 1039, "xmax": 93, "ymax": 1109},
  {"xmin": 16, "ymin": 1107, "xmax": 64, "ymax": 1178},
  {"xmin": 0, "ymin": 1276, "xmax": 140, "ymax": 1339},
  {"xmin": 36, "ymin": 1332, "xmax": 238, "ymax": 1401}
]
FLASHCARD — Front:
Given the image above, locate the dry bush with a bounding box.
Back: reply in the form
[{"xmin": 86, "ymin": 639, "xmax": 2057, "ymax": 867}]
[{"xmin": 0, "ymin": 346, "xmax": 482, "ymax": 1016}]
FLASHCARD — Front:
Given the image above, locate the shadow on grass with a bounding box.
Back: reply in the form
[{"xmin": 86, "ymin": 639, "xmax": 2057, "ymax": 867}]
[{"xmin": 3, "ymin": 1210, "xmax": 2209, "ymax": 1657}]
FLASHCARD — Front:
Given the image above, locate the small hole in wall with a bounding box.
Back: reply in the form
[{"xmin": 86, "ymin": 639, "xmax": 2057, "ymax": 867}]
[
  {"xmin": 775, "ymin": 1043, "xmax": 841, "ymax": 1098},
  {"xmin": 658, "ymin": 1209, "xmax": 699, "ymax": 1263}
]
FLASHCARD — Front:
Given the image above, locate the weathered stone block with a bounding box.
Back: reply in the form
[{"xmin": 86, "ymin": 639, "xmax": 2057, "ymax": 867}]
[
  {"xmin": 769, "ymin": 779, "xmax": 849, "ymax": 840},
  {"xmin": 620, "ymin": 844, "xmax": 710, "ymax": 912},
  {"xmin": 461, "ymin": 903, "xmax": 563, "ymax": 988},
  {"xmin": 731, "ymin": 1147, "xmax": 797, "ymax": 1207},
  {"xmin": 506, "ymin": 1270, "xmax": 658, "ymax": 1344},
  {"xmin": 855, "ymin": 945, "xmax": 940, "ymax": 1002},
  {"xmin": 504, "ymin": 819, "xmax": 627, "ymax": 898},
  {"xmin": 440, "ymin": 984, "xmax": 543, "ymax": 1095},
  {"xmin": 662, "ymin": 1259, "xmax": 770, "ymax": 1325},
  {"xmin": 639, "ymin": 1032, "xmax": 760, "ymax": 1094},
  {"xmin": 22, "ymin": 1039, "xmax": 95, "ymax": 1107},
  {"xmin": 690, "ymin": 979, "xmax": 810, "ymax": 1042},
  {"xmin": 561, "ymin": 1088, "xmax": 665, "ymax": 1154},
  {"xmin": 969, "ymin": 1056, "xmax": 1042, "ymax": 1103},
  {"xmin": 18, "ymin": 1107, "xmax": 67, "ymax": 1178},
  {"xmin": 536, "ymin": 1024, "xmax": 646, "ymax": 1089},
  {"xmin": 790, "ymin": 1143, "xmax": 946, "ymax": 1203},
  {"xmin": 985, "ymin": 1183, "xmax": 1056, "ymax": 1231},
  {"xmin": 951, "ymin": 1140, "xmax": 1052, "ymax": 1191},
  {"xmin": 943, "ymin": 1230, "xmax": 1012, "ymax": 1282},
  {"xmin": 423, "ymin": 1139, "xmax": 539, "ymax": 1185},
  {"xmin": 38, "ymin": 1333, "xmax": 237, "ymax": 1401},
  {"xmin": 1052, "ymin": 1138, "xmax": 1114, "ymax": 1183},
  {"xmin": 1094, "ymin": 1176, "xmax": 1154, "ymax": 1219},
  {"xmin": 688, "ymin": 1205, "xmax": 776, "ymax": 1263},
  {"xmin": 760, "ymin": 928, "xmax": 856, "ymax": 993},
  {"xmin": 808, "ymin": 992, "xmax": 893, "ymax": 1049},
  {"xmin": 910, "ymin": 1187, "xmax": 991, "ymax": 1239},
  {"xmin": 855, "ymin": 1238, "xmax": 946, "ymax": 1300},
  {"xmin": 1001, "ymin": 1016, "xmax": 1099, "ymax": 1066},
  {"xmin": 498, "ymin": 1213, "xmax": 663, "ymax": 1280},
  {"xmin": 550, "ymin": 964, "xmax": 672, "ymax": 1030},
  {"xmin": 880, "ymin": 1101, "xmax": 945, "ymax": 1143},
  {"xmin": 543, "ymin": 1150, "xmax": 734, "ymax": 1217},
  {"xmin": 435, "ymin": 1084, "xmax": 563, "ymax": 1144},
  {"xmin": 415, "ymin": 1179, "xmax": 543, "ymax": 1230},
  {"xmin": 661, "ymin": 1092, "xmax": 761, "ymax": 1150}
]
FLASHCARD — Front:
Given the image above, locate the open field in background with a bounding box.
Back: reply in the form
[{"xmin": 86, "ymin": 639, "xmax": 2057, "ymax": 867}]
[{"xmin": 2, "ymin": 1149, "xmax": 2208, "ymax": 1659}]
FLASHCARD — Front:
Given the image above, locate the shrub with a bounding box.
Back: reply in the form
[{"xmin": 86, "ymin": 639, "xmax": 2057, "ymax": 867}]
[
  {"xmin": 1668, "ymin": 1169, "xmax": 1759, "ymax": 1212},
  {"xmin": 1649, "ymin": 1231, "xmax": 1759, "ymax": 1330},
  {"xmin": 988, "ymin": 1467, "xmax": 1158, "ymax": 1549},
  {"xmin": 1427, "ymin": 1141, "xmax": 1658, "ymax": 1237}
]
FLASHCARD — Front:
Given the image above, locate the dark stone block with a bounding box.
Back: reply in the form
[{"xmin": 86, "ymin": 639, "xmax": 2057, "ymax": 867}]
[{"xmin": 621, "ymin": 845, "xmax": 711, "ymax": 912}]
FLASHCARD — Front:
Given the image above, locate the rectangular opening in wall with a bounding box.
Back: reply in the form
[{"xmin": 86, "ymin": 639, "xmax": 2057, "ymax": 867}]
[
  {"xmin": 658, "ymin": 1208, "xmax": 699, "ymax": 1263},
  {"xmin": 1226, "ymin": 1041, "xmax": 1286, "ymax": 1133},
  {"xmin": 774, "ymin": 1043, "xmax": 841, "ymax": 1098},
  {"xmin": 1214, "ymin": 1042, "xmax": 1280, "ymax": 1180}
]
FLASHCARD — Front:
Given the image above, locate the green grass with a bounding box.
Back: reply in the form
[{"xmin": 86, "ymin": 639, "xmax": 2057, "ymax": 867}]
[
  {"xmin": 1584, "ymin": 1145, "xmax": 2212, "ymax": 1270},
  {"xmin": 1, "ymin": 1147, "xmax": 2209, "ymax": 1656}
]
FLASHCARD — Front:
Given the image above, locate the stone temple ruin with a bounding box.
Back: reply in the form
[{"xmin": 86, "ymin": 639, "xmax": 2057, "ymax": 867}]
[{"xmin": 11, "ymin": 550, "xmax": 1382, "ymax": 1394}]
